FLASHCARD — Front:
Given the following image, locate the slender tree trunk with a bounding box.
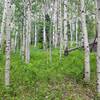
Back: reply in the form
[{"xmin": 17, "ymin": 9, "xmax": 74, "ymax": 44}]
[
  {"xmin": 96, "ymin": 0, "xmax": 100, "ymax": 96},
  {"xmin": 70, "ymin": 20, "xmax": 73, "ymax": 47},
  {"xmin": 22, "ymin": 0, "xmax": 26, "ymax": 60},
  {"xmin": 5, "ymin": 0, "xmax": 12, "ymax": 86},
  {"xmin": 58, "ymin": 0, "xmax": 63, "ymax": 61},
  {"xmin": 80, "ymin": 0, "xmax": 90, "ymax": 81},
  {"xmin": 49, "ymin": 21, "xmax": 52, "ymax": 63},
  {"xmin": 34, "ymin": 22, "xmax": 37, "ymax": 47},
  {"xmin": 11, "ymin": 4, "xmax": 15, "ymax": 52},
  {"xmin": 14, "ymin": 32, "xmax": 18, "ymax": 53},
  {"xmin": 25, "ymin": 1, "xmax": 31, "ymax": 63},
  {"xmin": 43, "ymin": 10, "xmax": 46, "ymax": 50},
  {"xmin": 76, "ymin": 18, "xmax": 78, "ymax": 47},
  {"xmin": 64, "ymin": 0, "xmax": 68, "ymax": 56},
  {"xmin": 0, "ymin": 0, "xmax": 7, "ymax": 50},
  {"xmin": 49, "ymin": 1, "xmax": 54, "ymax": 63},
  {"xmin": 55, "ymin": 0, "xmax": 59, "ymax": 47},
  {"xmin": 52, "ymin": 1, "xmax": 56, "ymax": 48},
  {"xmin": 53, "ymin": 0, "xmax": 58, "ymax": 48}
]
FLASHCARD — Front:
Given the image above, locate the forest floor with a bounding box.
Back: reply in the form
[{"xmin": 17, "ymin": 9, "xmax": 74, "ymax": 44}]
[{"xmin": 0, "ymin": 48, "xmax": 96, "ymax": 100}]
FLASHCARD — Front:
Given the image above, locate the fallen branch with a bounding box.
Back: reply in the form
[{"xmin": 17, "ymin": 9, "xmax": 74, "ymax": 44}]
[{"xmin": 68, "ymin": 42, "xmax": 96, "ymax": 52}]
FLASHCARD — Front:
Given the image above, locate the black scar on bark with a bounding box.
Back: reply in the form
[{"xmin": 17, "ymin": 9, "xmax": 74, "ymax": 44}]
[{"xmin": 64, "ymin": 47, "xmax": 68, "ymax": 56}]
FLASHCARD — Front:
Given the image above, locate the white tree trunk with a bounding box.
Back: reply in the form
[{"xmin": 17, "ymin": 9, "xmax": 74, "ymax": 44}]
[
  {"xmin": 76, "ymin": 18, "xmax": 78, "ymax": 47},
  {"xmin": 58, "ymin": 0, "xmax": 63, "ymax": 61},
  {"xmin": 80, "ymin": 0, "xmax": 90, "ymax": 81},
  {"xmin": 14, "ymin": 32, "xmax": 18, "ymax": 53},
  {"xmin": 22, "ymin": 0, "xmax": 26, "ymax": 60},
  {"xmin": 96, "ymin": 0, "xmax": 100, "ymax": 95},
  {"xmin": 25, "ymin": 1, "xmax": 31, "ymax": 63},
  {"xmin": 0, "ymin": 0, "xmax": 7, "ymax": 48},
  {"xmin": 43, "ymin": 11, "xmax": 46, "ymax": 50},
  {"xmin": 70, "ymin": 21, "xmax": 73, "ymax": 47},
  {"xmin": 5, "ymin": 0, "xmax": 12, "ymax": 86},
  {"xmin": 64, "ymin": 0, "xmax": 68, "ymax": 55},
  {"xmin": 52, "ymin": 1, "xmax": 56, "ymax": 48},
  {"xmin": 11, "ymin": 38, "xmax": 14, "ymax": 51},
  {"xmin": 34, "ymin": 23, "xmax": 37, "ymax": 47}
]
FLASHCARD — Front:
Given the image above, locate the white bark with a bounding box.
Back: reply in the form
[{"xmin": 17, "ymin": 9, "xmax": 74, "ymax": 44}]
[
  {"xmin": 76, "ymin": 18, "xmax": 78, "ymax": 47},
  {"xmin": 22, "ymin": 0, "xmax": 26, "ymax": 60},
  {"xmin": 80, "ymin": 0, "xmax": 90, "ymax": 81},
  {"xmin": 64, "ymin": 0, "xmax": 68, "ymax": 55},
  {"xmin": 14, "ymin": 32, "xmax": 18, "ymax": 52},
  {"xmin": 43, "ymin": 7, "xmax": 46, "ymax": 50},
  {"xmin": 70, "ymin": 20, "xmax": 73, "ymax": 47},
  {"xmin": 5, "ymin": 0, "xmax": 12, "ymax": 86},
  {"xmin": 34, "ymin": 23, "xmax": 37, "ymax": 47},
  {"xmin": 96, "ymin": 0, "xmax": 100, "ymax": 94},
  {"xmin": 58, "ymin": 0, "xmax": 63, "ymax": 60},
  {"xmin": 53, "ymin": 0, "xmax": 58, "ymax": 48},
  {"xmin": 0, "ymin": 0, "xmax": 7, "ymax": 48},
  {"xmin": 25, "ymin": 1, "xmax": 31, "ymax": 63},
  {"xmin": 11, "ymin": 38, "xmax": 14, "ymax": 51}
]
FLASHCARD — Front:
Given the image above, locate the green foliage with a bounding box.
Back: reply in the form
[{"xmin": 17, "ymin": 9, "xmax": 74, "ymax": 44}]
[{"xmin": 0, "ymin": 48, "xmax": 96, "ymax": 99}]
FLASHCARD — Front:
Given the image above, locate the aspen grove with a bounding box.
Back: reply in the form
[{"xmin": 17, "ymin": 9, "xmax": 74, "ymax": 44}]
[{"xmin": 0, "ymin": 0, "xmax": 99, "ymax": 99}]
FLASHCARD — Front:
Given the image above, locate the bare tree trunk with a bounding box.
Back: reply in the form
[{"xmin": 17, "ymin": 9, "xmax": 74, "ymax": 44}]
[
  {"xmin": 80, "ymin": 0, "xmax": 90, "ymax": 81},
  {"xmin": 58, "ymin": 0, "xmax": 63, "ymax": 61},
  {"xmin": 96, "ymin": 0, "xmax": 100, "ymax": 96},
  {"xmin": 43, "ymin": 2, "xmax": 46, "ymax": 50},
  {"xmin": 54, "ymin": 0, "xmax": 58, "ymax": 48},
  {"xmin": 34, "ymin": 23, "xmax": 37, "ymax": 47},
  {"xmin": 75, "ymin": 18, "xmax": 78, "ymax": 47},
  {"xmin": 22, "ymin": 0, "xmax": 26, "ymax": 61},
  {"xmin": 5, "ymin": 0, "xmax": 12, "ymax": 86},
  {"xmin": 0, "ymin": 0, "xmax": 7, "ymax": 49},
  {"xmin": 14, "ymin": 32, "xmax": 18, "ymax": 53},
  {"xmin": 34, "ymin": 0, "xmax": 38, "ymax": 48},
  {"xmin": 70, "ymin": 20, "xmax": 73, "ymax": 47},
  {"xmin": 64, "ymin": 0, "xmax": 68, "ymax": 56},
  {"xmin": 25, "ymin": 1, "xmax": 31, "ymax": 63}
]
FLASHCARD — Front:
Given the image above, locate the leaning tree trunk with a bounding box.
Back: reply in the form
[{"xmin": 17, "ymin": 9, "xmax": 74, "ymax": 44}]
[
  {"xmin": 5, "ymin": 0, "xmax": 12, "ymax": 86},
  {"xmin": 80, "ymin": 0, "xmax": 90, "ymax": 81},
  {"xmin": 64, "ymin": 0, "xmax": 68, "ymax": 56},
  {"xmin": 96, "ymin": 0, "xmax": 100, "ymax": 96}
]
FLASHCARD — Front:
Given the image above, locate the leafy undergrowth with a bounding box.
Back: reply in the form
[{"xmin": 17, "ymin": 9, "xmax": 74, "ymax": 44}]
[{"xmin": 0, "ymin": 48, "xmax": 96, "ymax": 100}]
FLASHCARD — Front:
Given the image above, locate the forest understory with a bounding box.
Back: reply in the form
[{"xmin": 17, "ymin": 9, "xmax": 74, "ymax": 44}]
[{"xmin": 0, "ymin": 48, "xmax": 96, "ymax": 100}]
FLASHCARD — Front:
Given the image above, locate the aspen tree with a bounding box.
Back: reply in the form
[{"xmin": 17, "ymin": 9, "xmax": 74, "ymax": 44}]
[
  {"xmin": 96, "ymin": 0, "xmax": 100, "ymax": 96},
  {"xmin": 34, "ymin": 22, "xmax": 37, "ymax": 47},
  {"xmin": 0, "ymin": 0, "xmax": 7, "ymax": 49},
  {"xmin": 43, "ymin": 1, "xmax": 46, "ymax": 50},
  {"xmin": 22, "ymin": 0, "xmax": 26, "ymax": 60},
  {"xmin": 58, "ymin": 0, "xmax": 63, "ymax": 61},
  {"xmin": 25, "ymin": 0, "xmax": 31, "ymax": 63},
  {"xmin": 54, "ymin": 0, "xmax": 58, "ymax": 48},
  {"xmin": 75, "ymin": 18, "xmax": 78, "ymax": 47},
  {"xmin": 80, "ymin": 0, "xmax": 90, "ymax": 81},
  {"xmin": 63, "ymin": 0, "xmax": 68, "ymax": 56},
  {"xmin": 5, "ymin": 0, "xmax": 12, "ymax": 86}
]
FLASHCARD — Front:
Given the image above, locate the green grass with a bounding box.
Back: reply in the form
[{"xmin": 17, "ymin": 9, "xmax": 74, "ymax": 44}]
[{"xmin": 0, "ymin": 48, "xmax": 96, "ymax": 100}]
